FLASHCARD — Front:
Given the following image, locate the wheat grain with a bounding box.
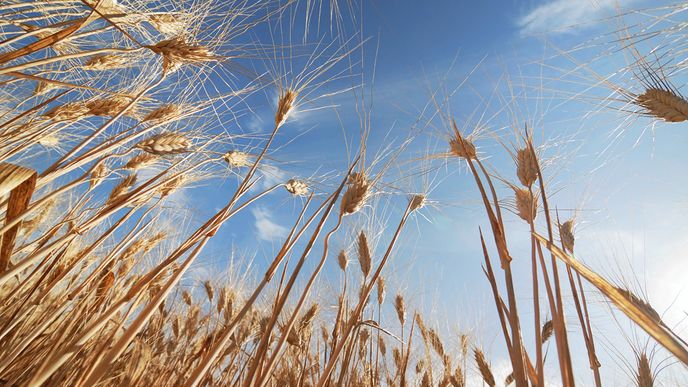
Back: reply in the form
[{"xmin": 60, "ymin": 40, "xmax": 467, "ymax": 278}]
[
  {"xmin": 287, "ymin": 304, "xmax": 319, "ymax": 347},
  {"xmin": 34, "ymin": 80, "xmax": 56, "ymax": 95},
  {"xmin": 96, "ymin": 271, "xmax": 115, "ymax": 299},
  {"xmin": 337, "ymin": 250, "xmax": 348, "ymax": 272},
  {"xmin": 299, "ymin": 304, "xmax": 319, "ymax": 330},
  {"xmin": 149, "ymin": 14, "xmax": 187, "ymax": 36},
  {"xmin": 285, "ymin": 179, "xmax": 309, "ymax": 196},
  {"xmin": 428, "ymin": 328, "xmax": 445, "ymax": 359},
  {"xmin": 616, "ymin": 287, "xmax": 662, "ymax": 323},
  {"xmin": 560, "ymin": 219, "xmax": 575, "ymax": 253},
  {"xmin": 159, "ymin": 175, "xmax": 186, "ymax": 197},
  {"xmin": 516, "ymin": 147, "xmax": 537, "ymax": 187},
  {"xmin": 474, "ymin": 348, "xmax": 495, "ymax": 387},
  {"xmin": 143, "ymin": 104, "xmax": 181, "ymax": 124},
  {"xmin": 136, "ymin": 133, "xmax": 191, "ymax": 155},
  {"xmin": 107, "ymin": 174, "xmax": 136, "ymax": 203},
  {"xmin": 37, "ymin": 132, "xmax": 62, "ymax": 148},
  {"xmin": 223, "ymin": 150, "xmax": 251, "ymax": 168},
  {"xmin": 182, "ymin": 290, "xmax": 192, "ymax": 306},
  {"xmin": 21, "ymin": 198, "xmax": 56, "ymax": 236},
  {"xmin": 410, "ymin": 194, "xmax": 426, "ymax": 211},
  {"xmin": 357, "ymin": 231, "xmax": 371, "ymax": 278},
  {"xmin": 90, "ymin": 162, "xmax": 109, "ymax": 189},
  {"xmin": 636, "ymin": 88, "xmax": 688, "ymax": 122},
  {"xmin": 541, "ymin": 320, "xmax": 553, "ymax": 343},
  {"xmin": 451, "ymin": 365, "xmax": 465, "ymax": 387},
  {"xmin": 449, "ymin": 121, "xmax": 476, "ymax": 159},
  {"xmin": 376, "ymin": 277, "xmax": 386, "ymax": 305},
  {"xmin": 275, "ymin": 90, "xmax": 297, "ymax": 127},
  {"xmin": 340, "ymin": 172, "xmax": 370, "ymax": 215},
  {"xmin": 86, "ymin": 96, "xmax": 136, "ymax": 117},
  {"xmin": 44, "ymin": 102, "xmax": 89, "ymax": 121},
  {"xmin": 123, "ymin": 153, "xmax": 158, "ymax": 170},
  {"xmin": 203, "ymin": 280, "xmax": 214, "ymax": 301},
  {"xmin": 637, "ymin": 352, "xmax": 654, "ymax": 387},
  {"xmin": 514, "ymin": 187, "xmax": 536, "ymax": 222},
  {"xmin": 394, "ymin": 294, "xmax": 406, "ymax": 326}
]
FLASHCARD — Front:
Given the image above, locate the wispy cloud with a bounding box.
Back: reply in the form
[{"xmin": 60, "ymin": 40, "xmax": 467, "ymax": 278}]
[
  {"xmin": 252, "ymin": 206, "xmax": 288, "ymax": 242},
  {"xmin": 259, "ymin": 163, "xmax": 287, "ymax": 190},
  {"xmin": 517, "ymin": 0, "xmax": 637, "ymax": 35}
]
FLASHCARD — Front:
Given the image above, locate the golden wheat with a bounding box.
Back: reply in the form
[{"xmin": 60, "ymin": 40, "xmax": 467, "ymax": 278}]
[{"xmin": 636, "ymin": 88, "xmax": 688, "ymax": 122}]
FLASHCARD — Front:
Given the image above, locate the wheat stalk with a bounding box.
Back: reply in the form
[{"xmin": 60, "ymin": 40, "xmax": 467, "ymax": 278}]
[
  {"xmin": 534, "ymin": 232, "xmax": 688, "ymax": 365},
  {"xmin": 0, "ymin": 162, "xmax": 36, "ymax": 273}
]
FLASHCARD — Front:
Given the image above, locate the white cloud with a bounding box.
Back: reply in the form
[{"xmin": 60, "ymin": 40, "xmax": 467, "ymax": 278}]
[
  {"xmin": 518, "ymin": 0, "xmax": 637, "ymax": 35},
  {"xmin": 245, "ymin": 114, "xmax": 264, "ymax": 133},
  {"xmin": 252, "ymin": 206, "xmax": 288, "ymax": 242},
  {"xmin": 259, "ymin": 163, "xmax": 287, "ymax": 190}
]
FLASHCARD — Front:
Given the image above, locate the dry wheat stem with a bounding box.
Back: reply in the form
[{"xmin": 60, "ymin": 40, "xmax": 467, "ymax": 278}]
[
  {"xmin": 78, "ymin": 113, "xmax": 292, "ymax": 380},
  {"xmin": 533, "ymin": 232, "xmax": 688, "ymax": 365},
  {"xmin": 0, "ymin": 162, "xmax": 115, "ymax": 240},
  {"xmin": 0, "ymin": 298, "xmax": 71, "ymax": 375},
  {"xmin": 6, "ymin": 71, "xmax": 132, "ymax": 95},
  {"xmin": 254, "ymin": 208, "xmax": 344, "ymax": 384},
  {"xmin": 66, "ymin": 207, "xmax": 159, "ymax": 302},
  {"xmin": 0, "ymin": 205, "xmax": 139, "ymax": 339},
  {"xmin": 81, "ymin": 237, "xmax": 210, "ymax": 386},
  {"xmin": 1, "ymin": 203, "xmax": 140, "ymax": 324},
  {"xmin": 526, "ymin": 214, "xmax": 544, "ymax": 387},
  {"xmin": 0, "ymin": 16, "xmax": 89, "ymax": 66},
  {"xmin": 240, "ymin": 163, "xmax": 360, "ymax": 387},
  {"xmin": 29, "ymin": 283, "xmax": 150, "ymax": 386},
  {"xmin": 480, "ymin": 230, "xmax": 514, "ymax": 350},
  {"xmin": 0, "ymin": 157, "xmax": 194, "ymax": 286},
  {"xmin": 555, "ymin": 215, "xmax": 602, "ymax": 386},
  {"xmin": 0, "ymin": 163, "xmax": 36, "ymax": 272},
  {"xmin": 463, "ymin": 154, "xmax": 528, "ymax": 386},
  {"xmin": 317, "ymin": 200, "xmax": 413, "ymax": 387},
  {"xmin": 185, "ymin": 189, "xmax": 336, "ymax": 386},
  {"xmin": 525, "ymin": 140, "xmax": 575, "ymax": 386},
  {"xmin": 637, "ymin": 353, "xmax": 654, "ymax": 387}
]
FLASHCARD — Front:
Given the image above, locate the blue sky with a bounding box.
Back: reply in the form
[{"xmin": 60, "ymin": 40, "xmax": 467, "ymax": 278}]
[{"xmin": 174, "ymin": 0, "xmax": 688, "ymax": 384}]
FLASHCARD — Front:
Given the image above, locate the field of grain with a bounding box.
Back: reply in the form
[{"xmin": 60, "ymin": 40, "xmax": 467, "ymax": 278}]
[{"xmin": 1, "ymin": 1, "xmax": 687, "ymax": 386}]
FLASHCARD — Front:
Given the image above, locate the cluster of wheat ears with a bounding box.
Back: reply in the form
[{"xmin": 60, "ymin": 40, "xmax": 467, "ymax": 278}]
[{"xmin": 0, "ymin": 0, "xmax": 687, "ymax": 386}]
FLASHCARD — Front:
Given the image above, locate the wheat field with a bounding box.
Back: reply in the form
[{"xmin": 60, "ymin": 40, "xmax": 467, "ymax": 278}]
[{"xmin": 0, "ymin": 0, "xmax": 687, "ymax": 386}]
